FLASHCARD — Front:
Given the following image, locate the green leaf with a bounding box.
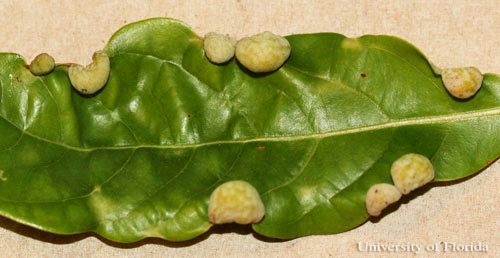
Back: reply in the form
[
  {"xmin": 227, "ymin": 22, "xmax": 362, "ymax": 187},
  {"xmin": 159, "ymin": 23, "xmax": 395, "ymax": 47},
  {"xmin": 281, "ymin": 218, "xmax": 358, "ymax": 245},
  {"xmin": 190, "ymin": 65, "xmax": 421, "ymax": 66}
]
[{"xmin": 0, "ymin": 18, "xmax": 498, "ymax": 242}]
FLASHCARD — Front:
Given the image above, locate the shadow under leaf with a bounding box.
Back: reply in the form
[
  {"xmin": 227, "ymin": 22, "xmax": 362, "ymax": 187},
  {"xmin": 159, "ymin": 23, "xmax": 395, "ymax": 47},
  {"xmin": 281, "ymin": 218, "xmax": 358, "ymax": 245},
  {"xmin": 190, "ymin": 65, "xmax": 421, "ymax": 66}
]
[
  {"xmin": 0, "ymin": 164, "xmax": 492, "ymax": 248},
  {"xmin": 0, "ymin": 215, "xmax": 284, "ymax": 248},
  {"xmin": 368, "ymin": 168, "xmax": 486, "ymax": 223}
]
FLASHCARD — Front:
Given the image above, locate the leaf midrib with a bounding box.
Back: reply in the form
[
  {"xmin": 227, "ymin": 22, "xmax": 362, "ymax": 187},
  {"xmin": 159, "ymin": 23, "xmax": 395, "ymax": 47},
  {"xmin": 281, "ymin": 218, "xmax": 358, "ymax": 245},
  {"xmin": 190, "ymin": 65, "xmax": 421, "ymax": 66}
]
[{"xmin": 1, "ymin": 107, "xmax": 498, "ymax": 153}]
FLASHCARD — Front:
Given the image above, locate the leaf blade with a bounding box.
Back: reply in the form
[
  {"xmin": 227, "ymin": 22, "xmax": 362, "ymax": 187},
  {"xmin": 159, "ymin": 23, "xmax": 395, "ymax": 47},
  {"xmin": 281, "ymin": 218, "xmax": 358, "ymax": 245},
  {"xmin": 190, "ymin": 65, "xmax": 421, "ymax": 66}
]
[{"xmin": 0, "ymin": 18, "xmax": 498, "ymax": 242}]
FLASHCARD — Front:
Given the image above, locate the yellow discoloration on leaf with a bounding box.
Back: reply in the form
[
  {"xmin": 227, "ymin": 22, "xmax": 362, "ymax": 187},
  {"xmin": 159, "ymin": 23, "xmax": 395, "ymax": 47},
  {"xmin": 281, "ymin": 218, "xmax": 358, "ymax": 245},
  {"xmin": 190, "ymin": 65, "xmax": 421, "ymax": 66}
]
[
  {"xmin": 14, "ymin": 68, "xmax": 37, "ymax": 85},
  {"xmin": 0, "ymin": 170, "xmax": 7, "ymax": 181},
  {"xmin": 341, "ymin": 37, "xmax": 362, "ymax": 49},
  {"xmin": 19, "ymin": 147, "xmax": 40, "ymax": 167},
  {"xmin": 88, "ymin": 188, "xmax": 120, "ymax": 222},
  {"xmin": 141, "ymin": 227, "xmax": 163, "ymax": 238}
]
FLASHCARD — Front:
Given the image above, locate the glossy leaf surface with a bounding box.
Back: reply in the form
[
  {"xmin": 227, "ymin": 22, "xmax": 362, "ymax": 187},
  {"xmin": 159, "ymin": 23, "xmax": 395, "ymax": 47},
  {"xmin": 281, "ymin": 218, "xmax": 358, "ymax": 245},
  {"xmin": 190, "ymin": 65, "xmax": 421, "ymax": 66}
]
[{"xmin": 0, "ymin": 18, "xmax": 498, "ymax": 242}]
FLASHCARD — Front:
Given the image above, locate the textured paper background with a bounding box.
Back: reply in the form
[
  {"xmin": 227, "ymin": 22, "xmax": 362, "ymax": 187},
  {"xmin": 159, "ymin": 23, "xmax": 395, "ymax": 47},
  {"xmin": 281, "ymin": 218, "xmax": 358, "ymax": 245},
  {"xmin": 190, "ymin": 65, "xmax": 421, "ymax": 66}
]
[{"xmin": 0, "ymin": 1, "xmax": 498, "ymax": 257}]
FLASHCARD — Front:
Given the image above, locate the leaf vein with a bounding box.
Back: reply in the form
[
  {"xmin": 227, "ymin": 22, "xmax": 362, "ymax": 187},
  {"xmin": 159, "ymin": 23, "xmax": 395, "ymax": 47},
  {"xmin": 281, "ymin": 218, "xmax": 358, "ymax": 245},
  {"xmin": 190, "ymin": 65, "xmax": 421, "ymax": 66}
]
[{"xmin": 0, "ymin": 108, "xmax": 498, "ymax": 152}]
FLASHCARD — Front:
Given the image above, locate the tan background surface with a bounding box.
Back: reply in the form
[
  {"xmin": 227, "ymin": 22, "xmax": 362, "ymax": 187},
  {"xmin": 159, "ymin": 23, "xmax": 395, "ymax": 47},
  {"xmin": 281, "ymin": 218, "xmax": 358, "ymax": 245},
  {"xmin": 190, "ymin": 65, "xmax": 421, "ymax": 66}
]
[{"xmin": 0, "ymin": 0, "xmax": 498, "ymax": 257}]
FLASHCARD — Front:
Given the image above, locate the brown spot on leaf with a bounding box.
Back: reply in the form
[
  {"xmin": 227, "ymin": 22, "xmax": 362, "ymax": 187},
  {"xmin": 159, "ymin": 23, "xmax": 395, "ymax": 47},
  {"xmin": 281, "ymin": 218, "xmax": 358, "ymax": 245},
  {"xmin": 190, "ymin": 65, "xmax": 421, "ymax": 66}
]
[
  {"xmin": 360, "ymin": 73, "xmax": 367, "ymax": 78},
  {"xmin": 256, "ymin": 145, "xmax": 265, "ymax": 151}
]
